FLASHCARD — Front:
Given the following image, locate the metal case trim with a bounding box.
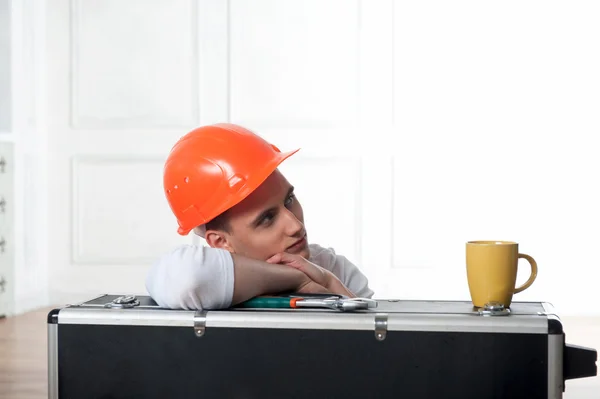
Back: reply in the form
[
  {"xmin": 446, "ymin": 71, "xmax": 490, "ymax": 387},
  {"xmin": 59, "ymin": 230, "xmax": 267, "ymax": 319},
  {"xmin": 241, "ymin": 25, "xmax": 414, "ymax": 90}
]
[
  {"xmin": 48, "ymin": 323, "xmax": 58, "ymax": 399},
  {"xmin": 55, "ymin": 306, "xmax": 550, "ymax": 334},
  {"xmin": 57, "ymin": 307, "xmax": 195, "ymax": 327},
  {"xmin": 548, "ymin": 334, "xmax": 564, "ymax": 398}
]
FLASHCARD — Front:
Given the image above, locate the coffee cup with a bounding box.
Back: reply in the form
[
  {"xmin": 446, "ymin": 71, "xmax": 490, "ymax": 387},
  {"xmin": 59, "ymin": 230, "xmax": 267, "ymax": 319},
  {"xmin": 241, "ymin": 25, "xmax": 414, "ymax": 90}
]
[{"xmin": 466, "ymin": 241, "xmax": 537, "ymax": 308}]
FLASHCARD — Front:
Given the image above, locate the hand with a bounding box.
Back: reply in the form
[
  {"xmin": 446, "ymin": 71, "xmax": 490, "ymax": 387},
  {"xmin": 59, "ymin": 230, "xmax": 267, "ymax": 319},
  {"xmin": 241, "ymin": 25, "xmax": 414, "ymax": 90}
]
[{"xmin": 266, "ymin": 252, "xmax": 356, "ymax": 298}]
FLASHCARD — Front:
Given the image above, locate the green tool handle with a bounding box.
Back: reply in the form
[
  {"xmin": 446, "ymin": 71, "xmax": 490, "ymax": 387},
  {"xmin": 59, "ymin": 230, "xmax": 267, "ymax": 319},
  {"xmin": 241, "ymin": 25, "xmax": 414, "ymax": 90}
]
[{"xmin": 236, "ymin": 296, "xmax": 297, "ymax": 309}]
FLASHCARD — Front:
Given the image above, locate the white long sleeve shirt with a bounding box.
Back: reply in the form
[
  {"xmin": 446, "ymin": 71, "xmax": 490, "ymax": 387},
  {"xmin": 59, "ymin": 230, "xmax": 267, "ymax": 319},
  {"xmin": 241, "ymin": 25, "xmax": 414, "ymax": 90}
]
[{"xmin": 145, "ymin": 243, "xmax": 374, "ymax": 310}]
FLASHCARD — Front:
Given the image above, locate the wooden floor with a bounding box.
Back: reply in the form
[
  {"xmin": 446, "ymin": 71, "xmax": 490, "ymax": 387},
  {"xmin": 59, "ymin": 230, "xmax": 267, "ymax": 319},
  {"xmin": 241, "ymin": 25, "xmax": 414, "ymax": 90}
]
[
  {"xmin": 0, "ymin": 307, "xmax": 51, "ymax": 399},
  {"xmin": 1, "ymin": 307, "xmax": 599, "ymax": 399}
]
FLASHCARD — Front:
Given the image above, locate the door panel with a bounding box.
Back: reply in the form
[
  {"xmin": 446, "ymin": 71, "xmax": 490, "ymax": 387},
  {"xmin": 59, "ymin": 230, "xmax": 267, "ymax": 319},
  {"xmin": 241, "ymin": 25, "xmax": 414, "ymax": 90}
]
[{"xmin": 46, "ymin": 1, "xmax": 196, "ymax": 303}]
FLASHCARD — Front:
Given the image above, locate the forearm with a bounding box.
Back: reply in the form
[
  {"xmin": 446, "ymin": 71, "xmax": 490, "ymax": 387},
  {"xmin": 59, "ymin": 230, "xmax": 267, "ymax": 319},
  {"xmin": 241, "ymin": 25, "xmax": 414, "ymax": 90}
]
[
  {"xmin": 230, "ymin": 253, "xmax": 308, "ymax": 305},
  {"xmin": 146, "ymin": 245, "xmax": 327, "ymax": 310}
]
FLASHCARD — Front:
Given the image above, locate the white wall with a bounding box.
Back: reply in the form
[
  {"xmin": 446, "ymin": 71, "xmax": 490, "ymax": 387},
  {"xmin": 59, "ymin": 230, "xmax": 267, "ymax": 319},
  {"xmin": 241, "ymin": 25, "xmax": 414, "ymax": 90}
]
[
  {"xmin": 0, "ymin": 0, "xmax": 10, "ymax": 131},
  {"xmin": 1, "ymin": 0, "xmax": 49, "ymax": 315},
  {"xmin": 0, "ymin": 0, "xmax": 14, "ymax": 317},
  {"xmin": 387, "ymin": 1, "xmax": 600, "ymax": 315},
  {"xmin": 6, "ymin": 0, "xmax": 600, "ymax": 316}
]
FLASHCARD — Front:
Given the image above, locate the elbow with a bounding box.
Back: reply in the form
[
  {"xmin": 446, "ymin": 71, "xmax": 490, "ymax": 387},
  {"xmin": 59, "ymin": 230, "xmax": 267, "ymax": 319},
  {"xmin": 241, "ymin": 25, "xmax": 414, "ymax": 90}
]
[
  {"xmin": 145, "ymin": 245, "xmax": 234, "ymax": 311},
  {"xmin": 146, "ymin": 278, "xmax": 206, "ymax": 311},
  {"xmin": 144, "ymin": 249, "xmax": 205, "ymax": 310}
]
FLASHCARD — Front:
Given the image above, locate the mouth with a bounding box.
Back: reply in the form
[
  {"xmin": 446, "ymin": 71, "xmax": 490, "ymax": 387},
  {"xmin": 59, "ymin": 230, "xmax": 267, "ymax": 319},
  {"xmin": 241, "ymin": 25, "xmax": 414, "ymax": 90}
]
[{"xmin": 287, "ymin": 233, "xmax": 307, "ymax": 251}]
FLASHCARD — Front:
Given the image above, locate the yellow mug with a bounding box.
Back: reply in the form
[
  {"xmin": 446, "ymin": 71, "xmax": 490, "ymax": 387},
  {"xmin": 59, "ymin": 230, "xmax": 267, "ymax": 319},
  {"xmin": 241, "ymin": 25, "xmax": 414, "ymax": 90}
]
[{"xmin": 466, "ymin": 241, "xmax": 538, "ymax": 308}]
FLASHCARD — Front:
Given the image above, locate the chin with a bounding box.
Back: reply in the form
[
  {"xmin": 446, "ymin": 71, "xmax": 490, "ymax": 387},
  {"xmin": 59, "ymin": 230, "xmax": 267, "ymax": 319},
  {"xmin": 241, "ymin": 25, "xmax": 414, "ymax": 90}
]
[
  {"xmin": 284, "ymin": 235, "xmax": 310, "ymax": 259},
  {"xmin": 284, "ymin": 245, "xmax": 310, "ymax": 259}
]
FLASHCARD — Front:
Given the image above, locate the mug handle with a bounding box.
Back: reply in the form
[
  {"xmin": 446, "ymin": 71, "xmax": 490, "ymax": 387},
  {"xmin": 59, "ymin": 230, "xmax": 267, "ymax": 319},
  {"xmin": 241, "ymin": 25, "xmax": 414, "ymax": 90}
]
[{"xmin": 514, "ymin": 253, "xmax": 538, "ymax": 293}]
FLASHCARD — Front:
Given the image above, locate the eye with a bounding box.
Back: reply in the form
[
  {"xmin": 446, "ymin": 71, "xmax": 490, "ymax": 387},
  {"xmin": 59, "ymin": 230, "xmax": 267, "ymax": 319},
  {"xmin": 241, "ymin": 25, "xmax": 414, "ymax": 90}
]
[
  {"xmin": 260, "ymin": 212, "xmax": 275, "ymax": 226},
  {"xmin": 284, "ymin": 193, "xmax": 295, "ymax": 207}
]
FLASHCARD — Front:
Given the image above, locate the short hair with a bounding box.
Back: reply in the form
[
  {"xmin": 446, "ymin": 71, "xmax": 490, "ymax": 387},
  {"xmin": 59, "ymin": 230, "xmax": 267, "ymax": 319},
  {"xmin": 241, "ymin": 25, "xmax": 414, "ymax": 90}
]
[{"xmin": 204, "ymin": 210, "xmax": 231, "ymax": 234}]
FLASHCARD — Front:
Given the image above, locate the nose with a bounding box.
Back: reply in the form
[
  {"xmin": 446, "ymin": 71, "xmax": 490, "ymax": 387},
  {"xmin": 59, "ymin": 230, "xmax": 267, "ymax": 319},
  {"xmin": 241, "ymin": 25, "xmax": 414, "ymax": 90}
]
[{"xmin": 282, "ymin": 208, "xmax": 304, "ymax": 236}]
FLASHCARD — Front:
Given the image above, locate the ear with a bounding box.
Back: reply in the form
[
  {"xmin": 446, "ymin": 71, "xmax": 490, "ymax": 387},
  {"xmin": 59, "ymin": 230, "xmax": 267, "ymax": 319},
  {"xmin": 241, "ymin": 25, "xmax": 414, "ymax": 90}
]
[{"xmin": 204, "ymin": 229, "xmax": 235, "ymax": 253}]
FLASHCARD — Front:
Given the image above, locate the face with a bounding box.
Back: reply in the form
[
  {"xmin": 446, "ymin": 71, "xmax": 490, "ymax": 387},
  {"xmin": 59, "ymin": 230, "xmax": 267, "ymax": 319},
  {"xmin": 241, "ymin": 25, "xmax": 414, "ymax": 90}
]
[{"xmin": 205, "ymin": 169, "xmax": 310, "ymax": 261}]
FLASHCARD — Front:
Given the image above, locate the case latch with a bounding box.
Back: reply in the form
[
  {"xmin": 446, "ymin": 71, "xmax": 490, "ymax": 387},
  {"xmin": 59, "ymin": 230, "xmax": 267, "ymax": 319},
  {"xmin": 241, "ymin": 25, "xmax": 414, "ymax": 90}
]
[
  {"xmin": 194, "ymin": 311, "xmax": 207, "ymax": 337},
  {"xmin": 104, "ymin": 295, "xmax": 140, "ymax": 309},
  {"xmin": 374, "ymin": 314, "xmax": 388, "ymax": 341}
]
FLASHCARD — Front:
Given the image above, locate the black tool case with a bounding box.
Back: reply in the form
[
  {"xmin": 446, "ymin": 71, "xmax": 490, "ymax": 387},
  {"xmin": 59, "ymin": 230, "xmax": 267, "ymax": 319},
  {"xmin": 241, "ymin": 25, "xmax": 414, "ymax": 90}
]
[{"xmin": 47, "ymin": 294, "xmax": 597, "ymax": 399}]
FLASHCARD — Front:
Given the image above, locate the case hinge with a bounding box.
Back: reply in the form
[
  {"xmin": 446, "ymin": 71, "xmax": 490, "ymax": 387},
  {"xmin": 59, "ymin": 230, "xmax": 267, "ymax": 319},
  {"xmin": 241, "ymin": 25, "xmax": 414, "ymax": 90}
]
[
  {"xmin": 194, "ymin": 311, "xmax": 207, "ymax": 337},
  {"xmin": 374, "ymin": 314, "xmax": 388, "ymax": 341}
]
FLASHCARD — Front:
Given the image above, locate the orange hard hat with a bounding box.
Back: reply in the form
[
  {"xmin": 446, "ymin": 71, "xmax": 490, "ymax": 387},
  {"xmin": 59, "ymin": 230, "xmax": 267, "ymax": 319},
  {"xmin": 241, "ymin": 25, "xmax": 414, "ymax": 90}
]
[{"xmin": 163, "ymin": 123, "xmax": 299, "ymax": 235}]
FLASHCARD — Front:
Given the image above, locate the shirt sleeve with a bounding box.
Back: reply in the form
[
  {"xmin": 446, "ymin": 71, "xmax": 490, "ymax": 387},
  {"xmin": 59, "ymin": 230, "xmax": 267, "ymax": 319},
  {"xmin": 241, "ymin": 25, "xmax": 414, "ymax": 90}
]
[
  {"xmin": 308, "ymin": 244, "xmax": 375, "ymax": 298},
  {"xmin": 145, "ymin": 245, "xmax": 235, "ymax": 310}
]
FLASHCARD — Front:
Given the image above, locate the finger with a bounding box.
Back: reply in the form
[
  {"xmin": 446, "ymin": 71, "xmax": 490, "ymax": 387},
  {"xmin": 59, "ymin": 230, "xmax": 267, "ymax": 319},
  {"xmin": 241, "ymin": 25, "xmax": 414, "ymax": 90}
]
[
  {"xmin": 267, "ymin": 252, "xmax": 300, "ymax": 266},
  {"xmin": 289, "ymin": 260, "xmax": 327, "ymax": 286},
  {"xmin": 297, "ymin": 282, "xmax": 331, "ymax": 295},
  {"xmin": 266, "ymin": 253, "xmax": 283, "ymax": 264}
]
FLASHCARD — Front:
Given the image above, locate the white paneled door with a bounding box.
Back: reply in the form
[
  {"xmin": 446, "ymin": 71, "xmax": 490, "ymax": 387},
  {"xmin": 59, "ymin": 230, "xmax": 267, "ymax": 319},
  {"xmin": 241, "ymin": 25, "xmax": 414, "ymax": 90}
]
[
  {"xmin": 46, "ymin": 0, "xmax": 204, "ymax": 303},
  {"xmin": 45, "ymin": 0, "xmax": 402, "ymax": 304}
]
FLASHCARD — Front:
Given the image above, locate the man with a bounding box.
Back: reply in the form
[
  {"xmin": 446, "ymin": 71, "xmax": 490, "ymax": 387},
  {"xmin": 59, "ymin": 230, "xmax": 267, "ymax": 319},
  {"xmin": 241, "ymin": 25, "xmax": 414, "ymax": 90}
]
[{"xmin": 146, "ymin": 123, "xmax": 374, "ymax": 310}]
